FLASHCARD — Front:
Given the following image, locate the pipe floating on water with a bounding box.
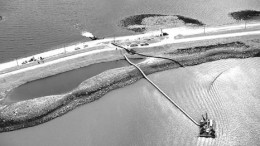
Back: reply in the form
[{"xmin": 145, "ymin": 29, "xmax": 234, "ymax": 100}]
[
  {"xmin": 123, "ymin": 53, "xmax": 216, "ymax": 138},
  {"xmin": 123, "ymin": 54, "xmax": 200, "ymax": 126},
  {"xmin": 113, "ymin": 41, "xmax": 216, "ymax": 138}
]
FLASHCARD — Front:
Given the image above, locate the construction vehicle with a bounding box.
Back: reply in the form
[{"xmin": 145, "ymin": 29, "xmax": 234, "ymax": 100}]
[{"xmin": 199, "ymin": 113, "xmax": 216, "ymax": 138}]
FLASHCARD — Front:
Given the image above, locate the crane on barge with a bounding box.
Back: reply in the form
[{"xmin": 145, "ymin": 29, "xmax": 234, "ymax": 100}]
[{"xmin": 112, "ymin": 42, "xmax": 216, "ymax": 138}]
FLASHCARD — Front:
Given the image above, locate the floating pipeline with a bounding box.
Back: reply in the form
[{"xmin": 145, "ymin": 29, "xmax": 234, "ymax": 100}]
[{"xmin": 0, "ymin": 44, "xmax": 260, "ymax": 132}]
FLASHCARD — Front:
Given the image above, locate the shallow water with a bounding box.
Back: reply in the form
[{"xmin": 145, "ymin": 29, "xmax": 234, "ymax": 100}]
[
  {"xmin": 0, "ymin": 0, "xmax": 260, "ymax": 62},
  {"xmin": 1, "ymin": 58, "xmax": 260, "ymax": 146},
  {"xmin": 7, "ymin": 59, "xmax": 141, "ymax": 102}
]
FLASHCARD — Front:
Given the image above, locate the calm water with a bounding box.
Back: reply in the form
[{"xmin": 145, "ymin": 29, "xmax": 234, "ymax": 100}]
[
  {"xmin": 6, "ymin": 59, "xmax": 142, "ymax": 102},
  {"xmin": 0, "ymin": 58, "xmax": 259, "ymax": 146},
  {"xmin": 0, "ymin": 0, "xmax": 260, "ymax": 62}
]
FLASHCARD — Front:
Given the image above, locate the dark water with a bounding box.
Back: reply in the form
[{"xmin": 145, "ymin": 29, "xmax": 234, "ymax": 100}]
[
  {"xmin": 0, "ymin": 0, "xmax": 260, "ymax": 62},
  {"xmin": 7, "ymin": 59, "xmax": 139, "ymax": 102},
  {"xmin": 1, "ymin": 58, "xmax": 259, "ymax": 146}
]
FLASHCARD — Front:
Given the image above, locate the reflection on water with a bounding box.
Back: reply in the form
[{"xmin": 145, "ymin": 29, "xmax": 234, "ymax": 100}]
[
  {"xmin": 1, "ymin": 58, "xmax": 260, "ymax": 146},
  {"xmin": 0, "ymin": 0, "xmax": 260, "ymax": 62}
]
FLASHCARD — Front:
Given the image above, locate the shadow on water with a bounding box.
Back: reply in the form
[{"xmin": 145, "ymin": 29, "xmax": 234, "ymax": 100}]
[{"xmin": 6, "ymin": 59, "xmax": 143, "ymax": 102}]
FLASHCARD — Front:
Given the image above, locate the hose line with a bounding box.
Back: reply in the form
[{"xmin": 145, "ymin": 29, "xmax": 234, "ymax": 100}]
[
  {"xmin": 124, "ymin": 54, "xmax": 200, "ymax": 126},
  {"xmin": 112, "ymin": 43, "xmax": 184, "ymax": 67}
]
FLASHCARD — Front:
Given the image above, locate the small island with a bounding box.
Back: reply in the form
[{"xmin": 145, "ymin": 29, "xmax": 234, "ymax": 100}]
[
  {"xmin": 229, "ymin": 10, "xmax": 260, "ymax": 21},
  {"xmin": 119, "ymin": 14, "xmax": 204, "ymax": 32}
]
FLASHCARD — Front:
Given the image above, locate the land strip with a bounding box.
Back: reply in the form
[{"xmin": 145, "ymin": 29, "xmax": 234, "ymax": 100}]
[
  {"xmin": 0, "ymin": 23, "xmax": 260, "ymax": 132},
  {"xmin": 1, "ymin": 22, "xmax": 260, "ymax": 78},
  {"xmin": 0, "ymin": 35, "xmax": 260, "ymax": 132}
]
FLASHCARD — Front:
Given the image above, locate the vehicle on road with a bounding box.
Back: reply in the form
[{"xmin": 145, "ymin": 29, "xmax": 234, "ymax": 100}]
[
  {"xmin": 129, "ymin": 44, "xmax": 138, "ymax": 47},
  {"xmin": 140, "ymin": 43, "xmax": 149, "ymax": 46}
]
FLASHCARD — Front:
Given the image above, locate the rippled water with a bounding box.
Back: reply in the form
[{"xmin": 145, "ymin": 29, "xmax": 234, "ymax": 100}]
[
  {"xmin": 0, "ymin": 0, "xmax": 260, "ymax": 62},
  {"xmin": 1, "ymin": 58, "xmax": 260, "ymax": 146}
]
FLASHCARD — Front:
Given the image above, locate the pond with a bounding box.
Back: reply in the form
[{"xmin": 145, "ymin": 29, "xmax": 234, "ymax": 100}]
[{"xmin": 6, "ymin": 59, "xmax": 142, "ymax": 102}]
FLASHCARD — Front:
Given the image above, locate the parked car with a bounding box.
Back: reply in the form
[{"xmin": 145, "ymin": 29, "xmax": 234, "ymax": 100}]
[
  {"xmin": 22, "ymin": 61, "xmax": 28, "ymax": 64},
  {"xmin": 28, "ymin": 57, "xmax": 36, "ymax": 62},
  {"xmin": 140, "ymin": 43, "xmax": 149, "ymax": 46},
  {"xmin": 174, "ymin": 34, "xmax": 184, "ymax": 39},
  {"xmin": 129, "ymin": 44, "xmax": 138, "ymax": 47}
]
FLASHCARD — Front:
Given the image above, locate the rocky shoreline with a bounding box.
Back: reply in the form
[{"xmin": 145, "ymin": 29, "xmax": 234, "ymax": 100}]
[{"xmin": 0, "ymin": 40, "xmax": 260, "ymax": 132}]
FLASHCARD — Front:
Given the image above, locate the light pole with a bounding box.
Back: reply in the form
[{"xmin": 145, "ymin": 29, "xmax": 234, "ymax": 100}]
[
  {"xmin": 15, "ymin": 58, "xmax": 19, "ymax": 67},
  {"xmin": 64, "ymin": 46, "xmax": 66, "ymax": 54}
]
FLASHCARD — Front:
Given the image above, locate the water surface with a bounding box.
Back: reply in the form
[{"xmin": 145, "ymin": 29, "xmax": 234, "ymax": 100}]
[
  {"xmin": 0, "ymin": 0, "xmax": 260, "ymax": 62},
  {"xmin": 1, "ymin": 58, "xmax": 260, "ymax": 146},
  {"xmin": 6, "ymin": 60, "xmax": 136, "ymax": 102}
]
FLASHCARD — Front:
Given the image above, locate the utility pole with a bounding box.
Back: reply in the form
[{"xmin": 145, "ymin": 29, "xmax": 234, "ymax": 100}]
[
  {"xmin": 245, "ymin": 20, "xmax": 247, "ymax": 29},
  {"xmin": 15, "ymin": 59, "xmax": 19, "ymax": 67},
  {"xmin": 64, "ymin": 47, "xmax": 66, "ymax": 54},
  {"xmin": 204, "ymin": 25, "xmax": 206, "ymax": 34}
]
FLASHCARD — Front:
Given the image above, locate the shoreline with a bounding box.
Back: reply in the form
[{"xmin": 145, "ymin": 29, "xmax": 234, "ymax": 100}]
[
  {"xmin": 0, "ymin": 39, "xmax": 260, "ymax": 132},
  {"xmin": 0, "ymin": 22, "xmax": 260, "ymax": 132},
  {"xmin": 1, "ymin": 21, "xmax": 260, "ymax": 73}
]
